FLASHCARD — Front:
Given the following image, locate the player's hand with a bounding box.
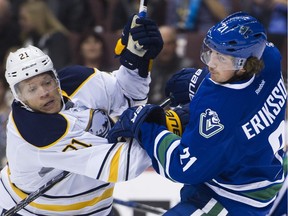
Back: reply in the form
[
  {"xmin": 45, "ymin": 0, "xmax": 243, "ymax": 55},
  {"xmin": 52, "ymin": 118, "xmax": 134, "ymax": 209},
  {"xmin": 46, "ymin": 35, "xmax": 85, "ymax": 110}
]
[
  {"xmin": 165, "ymin": 68, "xmax": 208, "ymax": 106},
  {"xmin": 115, "ymin": 14, "xmax": 163, "ymax": 78},
  {"xmin": 107, "ymin": 104, "xmax": 166, "ymax": 145},
  {"xmin": 107, "ymin": 103, "xmax": 190, "ymax": 145}
]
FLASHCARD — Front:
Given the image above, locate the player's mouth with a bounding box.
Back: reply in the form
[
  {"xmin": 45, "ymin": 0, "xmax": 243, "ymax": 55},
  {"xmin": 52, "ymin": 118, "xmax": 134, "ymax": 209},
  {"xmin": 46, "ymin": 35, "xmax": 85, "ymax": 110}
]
[
  {"xmin": 209, "ymin": 68, "xmax": 219, "ymax": 76},
  {"xmin": 43, "ymin": 99, "xmax": 55, "ymax": 108}
]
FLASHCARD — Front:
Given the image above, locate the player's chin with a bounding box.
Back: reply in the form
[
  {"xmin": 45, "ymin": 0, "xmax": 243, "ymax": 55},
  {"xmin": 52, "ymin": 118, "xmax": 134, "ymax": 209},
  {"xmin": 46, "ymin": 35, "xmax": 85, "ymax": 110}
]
[{"xmin": 210, "ymin": 73, "xmax": 219, "ymax": 82}]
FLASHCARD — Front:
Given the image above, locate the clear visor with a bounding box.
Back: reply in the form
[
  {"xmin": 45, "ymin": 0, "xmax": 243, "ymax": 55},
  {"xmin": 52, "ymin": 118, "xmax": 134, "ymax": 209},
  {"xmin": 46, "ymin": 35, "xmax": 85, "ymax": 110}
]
[
  {"xmin": 200, "ymin": 42, "xmax": 246, "ymax": 71},
  {"xmin": 16, "ymin": 77, "xmax": 60, "ymax": 101}
]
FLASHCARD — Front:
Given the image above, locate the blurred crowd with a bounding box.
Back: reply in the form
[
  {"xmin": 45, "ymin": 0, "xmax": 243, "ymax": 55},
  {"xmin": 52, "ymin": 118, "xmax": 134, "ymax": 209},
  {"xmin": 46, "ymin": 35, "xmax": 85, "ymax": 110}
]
[{"xmin": 0, "ymin": 0, "xmax": 287, "ymax": 168}]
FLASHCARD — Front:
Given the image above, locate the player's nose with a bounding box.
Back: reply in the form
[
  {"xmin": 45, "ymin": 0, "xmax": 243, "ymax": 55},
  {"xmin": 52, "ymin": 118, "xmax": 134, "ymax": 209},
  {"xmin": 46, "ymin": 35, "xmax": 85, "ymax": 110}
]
[
  {"xmin": 38, "ymin": 86, "xmax": 50, "ymax": 98},
  {"xmin": 207, "ymin": 53, "xmax": 218, "ymax": 68}
]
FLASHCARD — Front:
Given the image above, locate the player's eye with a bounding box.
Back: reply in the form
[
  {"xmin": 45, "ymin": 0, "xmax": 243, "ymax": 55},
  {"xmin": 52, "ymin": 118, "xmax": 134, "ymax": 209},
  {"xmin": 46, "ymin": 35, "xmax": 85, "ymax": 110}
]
[
  {"xmin": 45, "ymin": 80, "xmax": 52, "ymax": 86},
  {"xmin": 217, "ymin": 54, "xmax": 227, "ymax": 63},
  {"xmin": 43, "ymin": 78, "xmax": 56, "ymax": 87},
  {"xmin": 28, "ymin": 86, "xmax": 37, "ymax": 93}
]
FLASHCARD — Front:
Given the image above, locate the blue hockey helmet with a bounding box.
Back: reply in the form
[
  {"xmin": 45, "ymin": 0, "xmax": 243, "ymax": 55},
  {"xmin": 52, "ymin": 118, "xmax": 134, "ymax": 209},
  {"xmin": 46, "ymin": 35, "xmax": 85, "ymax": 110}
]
[{"xmin": 204, "ymin": 12, "xmax": 267, "ymax": 60}]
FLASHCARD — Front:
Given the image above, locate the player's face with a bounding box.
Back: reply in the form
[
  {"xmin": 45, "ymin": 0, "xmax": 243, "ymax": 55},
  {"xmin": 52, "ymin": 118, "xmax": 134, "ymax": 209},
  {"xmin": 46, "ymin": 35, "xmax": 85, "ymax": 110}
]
[
  {"xmin": 17, "ymin": 73, "xmax": 62, "ymax": 113},
  {"xmin": 205, "ymin": 50, "xmax": 245, "ymax": 83}
]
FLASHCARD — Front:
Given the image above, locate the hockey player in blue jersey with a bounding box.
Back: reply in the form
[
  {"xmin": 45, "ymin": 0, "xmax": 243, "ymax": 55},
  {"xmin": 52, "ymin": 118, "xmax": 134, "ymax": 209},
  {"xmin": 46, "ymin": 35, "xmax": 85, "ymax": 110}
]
[
  {"xmin": 0, "ymin": 15, "xmax": 163, "ymax": 216},
  {"xmin": 107, "ymin": 12, "xmax": 287, "ymax": 215}
]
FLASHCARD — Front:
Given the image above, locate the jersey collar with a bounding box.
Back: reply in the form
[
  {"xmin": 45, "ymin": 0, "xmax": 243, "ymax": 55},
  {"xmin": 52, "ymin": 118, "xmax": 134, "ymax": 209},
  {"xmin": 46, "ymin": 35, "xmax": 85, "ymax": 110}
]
[{"xmin": 209, "ymin": 74, "xmax": 255, "ymax": 89}]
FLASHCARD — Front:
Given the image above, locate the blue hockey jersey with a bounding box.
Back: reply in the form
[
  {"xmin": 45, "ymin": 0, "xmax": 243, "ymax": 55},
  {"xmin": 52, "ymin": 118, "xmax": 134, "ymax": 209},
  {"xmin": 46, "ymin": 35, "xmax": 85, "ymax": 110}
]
[{"xmin": 140, "ymin": 43, "xmax": 287, "ymax": 215}]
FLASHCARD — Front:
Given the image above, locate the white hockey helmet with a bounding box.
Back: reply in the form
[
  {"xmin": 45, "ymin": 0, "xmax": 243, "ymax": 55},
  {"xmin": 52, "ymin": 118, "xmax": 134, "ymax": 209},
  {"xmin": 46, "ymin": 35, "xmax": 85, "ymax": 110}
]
[{"xmin": 5, "ymin": 45, "xmax": 58, "ymax": 101}]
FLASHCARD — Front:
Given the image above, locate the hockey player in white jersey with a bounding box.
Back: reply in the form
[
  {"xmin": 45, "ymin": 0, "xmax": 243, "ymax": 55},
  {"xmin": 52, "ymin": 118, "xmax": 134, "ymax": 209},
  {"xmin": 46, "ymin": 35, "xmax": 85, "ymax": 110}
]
[
  {"xmin": 107, "ymin": 12, "xmax": 287, "ymax": 215},
  {"xmin": 0, "ymin": 14, "xmax": 163, "ymax": 216}
]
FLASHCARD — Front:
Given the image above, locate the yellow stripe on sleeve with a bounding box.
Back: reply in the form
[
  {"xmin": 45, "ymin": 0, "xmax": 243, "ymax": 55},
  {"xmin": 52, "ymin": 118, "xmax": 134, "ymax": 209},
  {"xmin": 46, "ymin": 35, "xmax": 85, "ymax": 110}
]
[{"xmin": 108, "ymin": 145, "xmax": 123, "ymax": 182}]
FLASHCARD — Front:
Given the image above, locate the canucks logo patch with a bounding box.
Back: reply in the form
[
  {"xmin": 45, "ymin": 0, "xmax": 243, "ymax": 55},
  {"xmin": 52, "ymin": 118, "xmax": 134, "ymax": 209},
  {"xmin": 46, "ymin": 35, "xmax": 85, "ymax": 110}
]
[{"xmin": 199, "ymin": 109, "xmax": 224, "ymax": 138}]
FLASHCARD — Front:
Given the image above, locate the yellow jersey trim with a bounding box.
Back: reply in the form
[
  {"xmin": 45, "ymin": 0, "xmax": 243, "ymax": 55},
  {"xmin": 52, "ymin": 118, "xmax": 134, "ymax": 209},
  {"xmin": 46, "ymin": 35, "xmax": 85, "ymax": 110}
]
[
  {"xmin": 11, "ymin": 112, "xmax": 70, "ymax": 150},
  {"xmin": 7, "ymin": 168, "xmax": 114, "ymax": 211},
  {"xmin": 108, "ymin": 145, "xmax": 123, "ymax": 182},
  {"xmin": 69, "ymin": 68, "xmax": 97, "ymax": 98}
]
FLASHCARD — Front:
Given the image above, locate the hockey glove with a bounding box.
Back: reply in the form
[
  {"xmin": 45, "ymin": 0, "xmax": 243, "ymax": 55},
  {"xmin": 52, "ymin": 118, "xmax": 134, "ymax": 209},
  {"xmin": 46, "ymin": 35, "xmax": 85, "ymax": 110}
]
[
  {"xmin": 115, "ymin": 14, "xmax": 163, "ymax": 78},
  {"xmin": 165, "ymin": 68, "xmax": 208, "ymax": 106},
  {"xmin": 107, "ymin": 104, "xmax": 166, "ymax": 144},
  {"xmin": 107, "ymin": 103, "xmax": 190, "ymax": 144},
  {"xmin": 165, "ymin": 103, "xmax": 190, "ymax": 136}
]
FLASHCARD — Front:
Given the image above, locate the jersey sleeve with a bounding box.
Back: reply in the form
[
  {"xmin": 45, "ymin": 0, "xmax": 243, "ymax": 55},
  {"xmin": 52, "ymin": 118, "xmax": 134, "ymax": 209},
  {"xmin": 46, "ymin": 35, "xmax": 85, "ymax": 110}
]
[
  {"xmin": 6, "ymin": 107, "xmax": 151, "ymax": 191},
  {"xmin": 58, "ymin": 65, "xmax": 151, "ymax": 117},
  {"xmin": 37, "ymin": 135, "xmax": 151, "ymax": 183},
  {"xmin": 140, "ymin": 122, "xmax": 234, "ymax": 184}
]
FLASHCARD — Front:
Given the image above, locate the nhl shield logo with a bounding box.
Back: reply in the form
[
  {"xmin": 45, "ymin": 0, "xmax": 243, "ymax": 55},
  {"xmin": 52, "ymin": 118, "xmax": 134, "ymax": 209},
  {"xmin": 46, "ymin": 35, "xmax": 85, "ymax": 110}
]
[{"xmin": 199, "ymin": 109, "xmax": 224, "ymax": 138}]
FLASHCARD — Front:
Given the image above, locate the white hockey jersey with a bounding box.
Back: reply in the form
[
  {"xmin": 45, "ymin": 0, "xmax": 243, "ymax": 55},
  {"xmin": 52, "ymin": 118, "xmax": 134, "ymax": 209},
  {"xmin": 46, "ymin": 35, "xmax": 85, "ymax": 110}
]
[{"xmin": 0, "ymin": 65, "xmax": 152, "ymax": 215}]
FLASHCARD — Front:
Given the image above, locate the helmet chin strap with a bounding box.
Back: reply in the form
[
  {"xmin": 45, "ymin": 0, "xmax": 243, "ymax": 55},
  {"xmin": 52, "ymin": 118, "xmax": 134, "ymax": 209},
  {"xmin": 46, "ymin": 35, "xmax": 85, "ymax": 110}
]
[
  {"xmin": 14, "ymin": 92, "xmax": 35, "ymax": 112},
  {"xmin": 19, "ymin": 100, "xmax": 34, "ymax": 112}
]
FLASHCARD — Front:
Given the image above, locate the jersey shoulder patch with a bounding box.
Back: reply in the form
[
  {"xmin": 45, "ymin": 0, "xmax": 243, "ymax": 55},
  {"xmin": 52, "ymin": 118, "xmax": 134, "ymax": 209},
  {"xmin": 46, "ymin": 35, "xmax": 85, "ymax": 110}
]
[
  {"xmin": 58, "ymin": 65, "xmax": 96, "ymax": 97},
  {"xmin": 12, "ymin": 102, "xmax": 68, "ymax": 148},
  {"xmin": 199, "ymin": 108, "xmax": 224, "ymax": 138}
]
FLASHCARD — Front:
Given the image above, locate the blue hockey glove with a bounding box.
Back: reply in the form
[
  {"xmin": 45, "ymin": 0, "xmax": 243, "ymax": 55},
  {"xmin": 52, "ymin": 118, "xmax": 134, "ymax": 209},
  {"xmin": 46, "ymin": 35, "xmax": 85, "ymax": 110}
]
[
  {"xmin": 165, "ymin": 103, "xmax": 190, "ymax": 136},
  {"xmin": 107, "ymin": 104, "xmax": 166, "ymax": 144},
  {"xmin": 115, "ymin": 14, "xmax": 163, "ymax": 78},
  {"xmin": 165, "ymin": 68, "xmax": 208, "ymax": 106},
  {"xmin": 107, "ymin": 103, "xmax": 190, "ymax": 144}
]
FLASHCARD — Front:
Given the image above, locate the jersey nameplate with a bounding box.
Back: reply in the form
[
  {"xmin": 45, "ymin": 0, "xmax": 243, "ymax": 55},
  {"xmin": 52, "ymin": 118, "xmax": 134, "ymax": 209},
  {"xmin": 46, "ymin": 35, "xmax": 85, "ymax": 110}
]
[
  {"xmin": 199, "ymin": 109, "xmax": 224, "ymax": 138},
  {"xmin": 242, "ymin": 78, "xmax": 286, "ymax": 140}
]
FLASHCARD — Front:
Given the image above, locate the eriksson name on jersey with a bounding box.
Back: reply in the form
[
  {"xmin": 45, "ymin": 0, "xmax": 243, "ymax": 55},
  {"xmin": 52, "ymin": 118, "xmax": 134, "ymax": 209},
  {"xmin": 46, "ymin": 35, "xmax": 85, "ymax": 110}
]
[{"xmin": 242, "ymin": 78, "xmax": 287, "ymax": 140}]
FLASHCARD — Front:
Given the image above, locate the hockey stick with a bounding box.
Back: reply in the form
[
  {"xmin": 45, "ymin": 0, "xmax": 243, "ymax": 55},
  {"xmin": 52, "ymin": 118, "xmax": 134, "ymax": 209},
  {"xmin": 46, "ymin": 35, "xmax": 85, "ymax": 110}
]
[
  {"xmin": 113, "ymin": 198, "xmax": 166, "ymax": 215},
  {"xmin": 138, "ymin": 0, "xmax": 148, "ymax": 18},
  {"xmin": 135, "ymin": 0, "xmax": 148, "ymax": 50},
  {"xmin": 159, "ymin": 97, "xmax": 171, "ymax": 108},
  {"xmin": 2, "ymin": 171, "xmax": 70, "ymax": 216}
]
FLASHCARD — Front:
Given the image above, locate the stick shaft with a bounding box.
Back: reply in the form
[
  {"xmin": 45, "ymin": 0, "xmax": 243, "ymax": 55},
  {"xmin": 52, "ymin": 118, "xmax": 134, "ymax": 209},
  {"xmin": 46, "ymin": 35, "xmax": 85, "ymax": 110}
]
[
  {"xmin": 114, "ymin": 198, "xmax": 166, "ymax": 215},
  {"xmin": 134, "ymin": 0, "xmax": 148, "ymax": 50},
  {"xmin": 2, "ymin": 171, "xmax": 70, "ymax": 216},
  {"xmin": 138, "ymin": 0, "xmax": 148, "ymax": 17},
  {"xmin": 160, "ymin": 97, "xmax": 171, "ymax": 108}
]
